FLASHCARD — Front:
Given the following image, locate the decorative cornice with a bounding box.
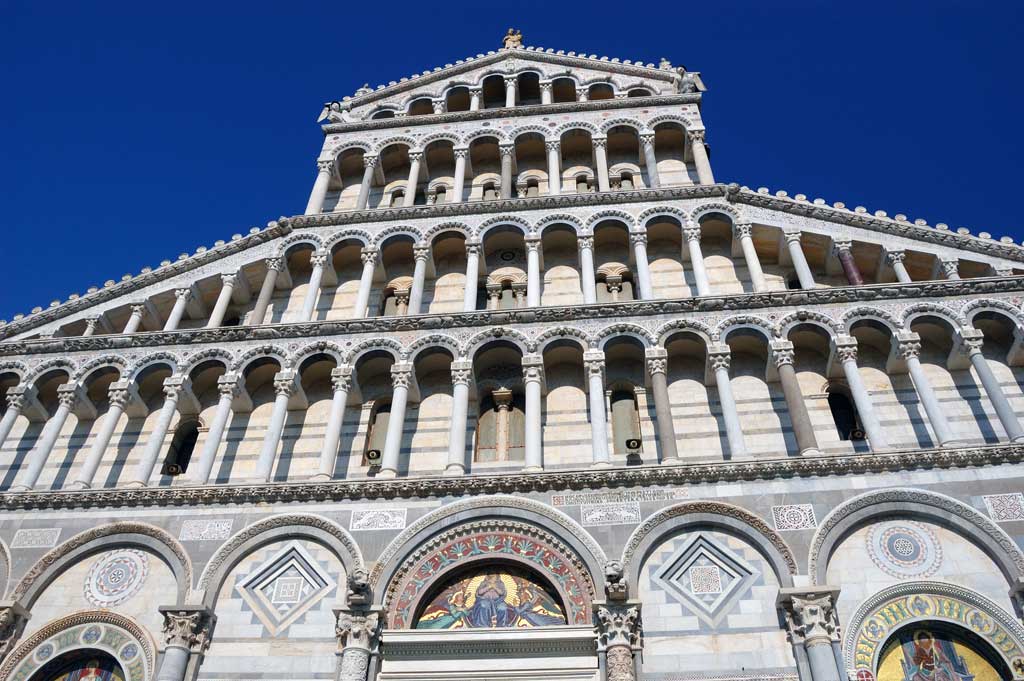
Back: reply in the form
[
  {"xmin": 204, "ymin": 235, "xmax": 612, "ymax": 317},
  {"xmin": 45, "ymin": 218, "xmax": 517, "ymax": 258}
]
[
  {"xmin": 1, "ymin": 442, "xmax": 1022, "ymax": 511},
  {"xmin": 2, "ymin": 276, "xmax": 1020, "ymax": 358}
]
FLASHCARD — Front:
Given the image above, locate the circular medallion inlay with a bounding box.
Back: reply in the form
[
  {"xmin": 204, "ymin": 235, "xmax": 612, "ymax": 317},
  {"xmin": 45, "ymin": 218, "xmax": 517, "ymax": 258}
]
[
  {"xmin": 120, "ymin": 643, "xmax": 139, "ymax": 661},
  {"xmin": 81, "ymin": 625, "xmax": 103, "ymax": 645},
  {"xmin": 866, "ymin": 521, "xmax": 942, "ymax": 578},
  {"xmin": 84, "ymin": 549, "xmax": 149, "ymax": 607},
  {"xmin": 35, "ymin": 643, "xmax": 54, "ymax": 662}
]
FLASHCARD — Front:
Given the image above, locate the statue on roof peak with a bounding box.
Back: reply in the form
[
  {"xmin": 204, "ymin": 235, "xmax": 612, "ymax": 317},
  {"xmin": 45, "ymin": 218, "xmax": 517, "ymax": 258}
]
[{"xmin": 503, "ymin": 28, "xmax": 523, "ymax": 49}]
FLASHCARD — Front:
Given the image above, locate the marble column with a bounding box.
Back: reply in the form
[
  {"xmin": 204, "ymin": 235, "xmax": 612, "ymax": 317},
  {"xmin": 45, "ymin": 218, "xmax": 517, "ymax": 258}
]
[
  {"xmin": 0, "ymin": 601, "xmax": 30, "ymax": 662},
  {"xmin": 190, "ymin": 373, "xmax": 239, "ymax": 485},
  {"xmin": 512, "ymin": 284, "xmax": 527, "ymax": 308},
  {"xmin": 13, "ymin": 385, "xmax": 81, "ymax": 491},
  {"xmin": 684, "ymin": 227, "xmax": 711, "ymax": 296},
  {"xmin": 156, "ymin": 606, "xmax": 214, "ymax": 681},
  {"xmin": 640, "ymin": 133, "xmax": 660, "ymax": 189},
  {"xmin": 539, "ymin": 82, "xmax": 553, "ymax": 105},
  {"xmin": 886, "ymin": 250, "xmax": 912, "ymax": 283},
  {"xmin": 499, "ymin": 144, "xmax": 514, "ymax": 199},
  {"xmin": 403, "ymin": 152, "xmax": 422, "ymax": 207},
  {"xmin": 786, "ymin": 232, "xmax": 816, "ymax": 289},
  {"xmin": 355, "ymin": 155, "xmax": 378, "ymax": 210},
  {"xmin": 595, "ymin": 603, "xmax": 642, "ymax": 681},
  {"xmin": 254, "ymin": 370, "xmax": 295, "ymax": 482},
  {"xmin": 127, "ymin": 377, "xmax": 183, "ymax": 486},
  {"xmin": 71, "ymin": 382, "xmax": 133, "ymax": 489},
  {"xmin": 486, "ymin": 284, "xmax": 502, "ymax": 310},
  {"xmin": 493, "ymin": 389, "xmax": 513, "ymax": 461},
  {"xmin": 576, "ymin": 87, "xmax": 588, "ymax": 102},
  {"xmin": 688, "ymin": 129, "xmax": 715, "ymax": 184},
  {"xmin": 335, "ymin": 610, "xmax": 380, "ymax": 681},
  {"xmin": 300, "ymin": 251, "xmax": 329, "ymax": 322},
  {"xmin": 584, "ymin": 351, "xmax": 611, "ymax": 467},
  {"xmin": 504, "ymin": 76, "xmax": 517, "ymax": 107},
  {"xmin": 630, "ymin": 232, "xmax": 655, "ymax": 300},
  {"xmin": 431, "ymin": 99, "xmax": 445, "ymax": 114},
  {"xmin": 83, "ymin": 317, "xmax": 101, "ymax": 337},
  {"xmin": 778, "ymin": 588, "xmax": 843, "ymax": 681},
  {"xmin": 378, "ymin": 364, "xmax": 412, "ymax": 479},
  {"xmin": 207, "ymin": 273, "xmax": 236, "ymax": 328},
  {"xmin": 305, "ymin": 159, "xmax": 334, "ymax": 215},
  {"xmin": 526, "ymin": 237, "xmax": 542, "ymax": 307},
  {"xmin": 123, "ymin": 304, "xmax": 145, "ymax": 334},
  {"xmin": 522, "ymin": 354, "xmax": 545, "ymax": 472},
  {"xmin": 249, "ymin": 257, "xmax": 283, "ymax": 325},
  {"xmin": 315, "ymin": 367, "xmax": 352, "ymax": 480},
  {"xmin": 734, "ymin": 223, "xmax": 766, "ymax": 292},
  {"xmin": 164, "ymin": 289, "xmax": 191, "ymax": 331},
  {"xmin": 707, "ymin": 347, "xmax": 747, "ymax": 458},
  {"xmin": 353, "ymin": 248, "xmax": 378, "ymax": 318},
  {"xmin": 451, "ymin": 148, "xmax": 468, "ymax": 203},
  {"xmin": 941, "ymin": 258, "xmax": 961, "ymax": 280},
  {"xmin": 961, "ymin": 331, "xmax": 1024, "ymax": 442},
  {"xmin": 897, "ymin": 333, "xmax": 959, "ymax": 446},
  {"xmin": 463, "ymin": 242, "xmax": 481, "ymax": 311},
  {"xmin": 545, "ymin": 140, "xmax": 562, "ymax": 195},
  {"xmin": 646, "ymin": 348, "xmax": 680, "ymax": 463},
  {"xmin": 469, "ymin": 87, "xmax": 482, "ymax": 111},
  {"xmin": 593, "ymin": 137, "xmax": 611, "ymax": 191},
  {"xmin": 0, "ymin": 386, "xmax": 32, "ymax": 451},
  {"xmin": 407, "ymin": 246, "xmax": 430, "ymax": 315},
  {"xmin": 578, "ymin": 235, "xmax": 598, "ymax": 304},
  {"xmin": 444, "ymin": 361, "xmax": 473, "ymax": 475},
  {"xmin": 771, "ymin": 341, "xmax": 821, "ymax": 456},
  {"xmin": 833, "ymin": 240, "xmax": 864, "ymax": 286},
  {"xmin": 833, "ymin": 338, "xmax": 888, "ymax": 451}
]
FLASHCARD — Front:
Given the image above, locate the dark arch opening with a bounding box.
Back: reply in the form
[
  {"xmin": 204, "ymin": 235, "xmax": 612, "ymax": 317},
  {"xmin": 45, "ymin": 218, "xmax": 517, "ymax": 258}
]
[
  {"xmin": 826, "ymin": 385, "xmax": 863, "ymax": 441},
  {"xmin": 30, "ymin": 649, "xmax": 126, "ymax": 681},
  {"xmin": 163, "ymin": 418, "xmax": 201, "ymax": 476}
]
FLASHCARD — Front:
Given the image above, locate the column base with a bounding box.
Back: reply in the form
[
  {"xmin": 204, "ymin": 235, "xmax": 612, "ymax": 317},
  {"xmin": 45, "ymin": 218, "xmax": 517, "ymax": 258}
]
[
  {"xmin": 8, "ymin": 484, "xmax": 32, "ymax": 492},
  {"xmin": 522, "ymin": 465, "xmax": 543, "ymax": 473},
  {"xmin": 590, "ymin": 461, "xmax": 612, "ymax": 469},
  {"xmin": 660, "ymin": 457, "xmax": 682, "ymax": 465},
  {"xmin": 797, "ymin": 448, "xmax": 822, "ymax": 457},
  {"xmin": 66, "ymin": 481, "xmax": 89, "ymax": 491},
  {"xmin": 443, "ymin": 464, "xmax": 466, "ymax": 476},
  {"xmin": 1010, "ymin": 435, "xmax": 1024, "ymax": 444},
  {"xmin": 375, "ymin": 468, "xmax": 398, "ymax": 479},
  {"xmin": 309, "ymin": 473, "xmax": 332, "ymax": 482},
  {"xmin": 122, "ymin": 480, "xmax": 146, "ymax": 489},
  {"xmin": 939, "ymin": 439, "xmax": 969, "ymax": 448}
]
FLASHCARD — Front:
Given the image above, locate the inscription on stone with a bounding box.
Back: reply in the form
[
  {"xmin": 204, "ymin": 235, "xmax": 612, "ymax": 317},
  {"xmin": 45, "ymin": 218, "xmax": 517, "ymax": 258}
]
[
  {"xmin": 351, "ymin": 508, "xmax": 407, "ymax": 531},
  {"xmin": 580, "ymin": 502, "xmax": 641, "ymax": 526},
  {"xmin": 11, "ymin": 528, "xmax": 61, "ymax": 548},
  {"xmin": 552, "ymin": 488, "xmax": 688, "ymax": 507},
  {"xmin": 179, "ymin": 519, "xmax": 234, "ymax": 541}
]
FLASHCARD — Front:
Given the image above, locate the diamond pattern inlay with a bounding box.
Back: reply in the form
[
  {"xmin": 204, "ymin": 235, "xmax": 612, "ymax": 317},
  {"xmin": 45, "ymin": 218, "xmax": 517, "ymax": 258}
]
[
  {"xmin": 653, "ymin": 533, "xmax": 760, "ymax": 628},
  {"xmin": 236, "ymin": 542, "xmax": 337, "ymax": 636}
]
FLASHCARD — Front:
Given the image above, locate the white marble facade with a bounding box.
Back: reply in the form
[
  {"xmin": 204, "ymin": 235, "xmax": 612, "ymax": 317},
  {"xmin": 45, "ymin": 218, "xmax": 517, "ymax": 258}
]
[{"xmin": 2, "ymin": 30, "xmax": 1024, "ymax": 681}]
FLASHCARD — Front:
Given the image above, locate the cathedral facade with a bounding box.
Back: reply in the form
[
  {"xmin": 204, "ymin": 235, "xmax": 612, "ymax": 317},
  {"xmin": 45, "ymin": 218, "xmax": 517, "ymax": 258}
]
[{"xmin": 2, "ymin": 30, "xmax": 1024, "ymax": 681}]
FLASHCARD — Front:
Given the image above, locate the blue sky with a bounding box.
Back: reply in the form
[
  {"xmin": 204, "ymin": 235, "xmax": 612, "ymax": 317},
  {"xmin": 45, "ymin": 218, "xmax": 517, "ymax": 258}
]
[{"xmin": 2, "ymin": 1, "xmax": 1022, "ymax": 321}]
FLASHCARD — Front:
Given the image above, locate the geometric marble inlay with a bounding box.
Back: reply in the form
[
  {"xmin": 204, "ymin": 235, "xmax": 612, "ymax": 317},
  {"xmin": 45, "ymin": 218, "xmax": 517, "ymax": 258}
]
[
  {"xmin": 653, "ymin": 534, "xmax": 759, "ymax": 628},
  {"xmin": 236, "ymin": 542, "xmax": 336, "ymax": 636},
  {"xmin": 771, "ymin": 504, "xmax": 817, "ymax": 531},
  {"xmin": 983, "ymin": 493, "xmax": 1024, "ymax": 522},
  {"xmin": 84, "ymin": 550, "xmax": 149, "ymax": 607},
  {"xmin": 865, "ymin": 520, "xmax": 942, "ymax": 579}
]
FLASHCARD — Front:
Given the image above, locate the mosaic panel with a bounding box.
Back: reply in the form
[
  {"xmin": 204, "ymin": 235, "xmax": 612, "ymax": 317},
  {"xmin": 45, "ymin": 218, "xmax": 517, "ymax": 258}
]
[
  {"xmin": 235, "ymin": 541, "xmax": 337, "ymax": 637},
  {"xmin": 415, "ymin": 568, "xmax": 566, "ymax": 629},
  {"xmin": 878, "ymin": 628, "xmax": 1002, "ymax": 681},
  {"xmin": 178, "ymin": 519, "xmax": 234, "ymax": 541},
  {"xmin": 652, "ymin": 533, "xmax": 760, "ymax": 628},
  {"xmin": 983, "ymin": 493, "xmax": 1024, "ymax": 522},
  {"xmin": 771, "ymin": 504, "xmax": 817, "ymax": 531},
  {"xmin": 11, "ymin": 528, "xmax": 62, "ymax": 548},
  {"xmin": 350, "ymin": 508, "xmax": 407, "ymax": 531},
  {"xmin": 84, "ymin": 550, "xmax": 149, "ymax": 607},
  {"xmin": 865, "ymin": 521, "xmax": 942, "ymax": 579}
]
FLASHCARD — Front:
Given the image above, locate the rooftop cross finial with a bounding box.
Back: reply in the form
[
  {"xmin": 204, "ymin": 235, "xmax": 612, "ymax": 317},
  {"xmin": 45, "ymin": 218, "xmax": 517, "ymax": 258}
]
[{"xmin": 503, "ymin": 28, "xmax": 523, "ymax": 49}]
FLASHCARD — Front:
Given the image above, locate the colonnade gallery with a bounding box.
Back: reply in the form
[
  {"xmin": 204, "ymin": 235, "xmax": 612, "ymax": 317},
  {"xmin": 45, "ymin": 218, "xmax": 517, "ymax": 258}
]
[{"xmin": 2, "ymin": 28, "xmax": 1024, "ymax": 681}]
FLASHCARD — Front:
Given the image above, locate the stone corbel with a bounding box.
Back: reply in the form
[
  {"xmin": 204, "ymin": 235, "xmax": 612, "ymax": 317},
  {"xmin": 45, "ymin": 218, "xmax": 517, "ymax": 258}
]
[
  {"xmin": 275, "ymin": 369, "xmax": 308, "ymax": 410},
  {"xmin": 166, "ymin": 375, "xmax": 201, "ymax": 416},
  {"xmin": 392, "ymin": 361, "xmax": 421, "ymax": 403},
  {"xmin": 220, "ymin": 371, "xmax": 253, "ymax": 414},
  {"xmin": 704, "ymin": 344, "xmax": 731, "ymax": 386},
  {"xmin": 888, "ymin": 331, "xmax": 921, "ymax": 375},
  {"xmin": 825, "ymin": 335, "xmax": 859, "ymax": 379},
  {"xmin": 0, "ymin": 600, "xmax": 30, "ymax": 663},
  {"xmin": 766, "ymin": 340, "xmax": 794, "ymax": 383},
  {"xmin": 948, "ymin": 327, "xmax": 984, "ymax": 371}
]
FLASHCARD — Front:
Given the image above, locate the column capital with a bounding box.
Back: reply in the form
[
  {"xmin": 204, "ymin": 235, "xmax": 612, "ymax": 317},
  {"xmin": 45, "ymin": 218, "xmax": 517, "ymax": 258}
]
[
  {"xmin": 453, "ymin": 147, "xmax": 469, "ymax": 159},
  {"xmin": 686, "ymin": 128, "xmax": 707, "ymax": 144},
  {"xmin": 832, "ymin": 336, "xmax": 859, "ymax": 363},
  {"xmin": 885, "ymin": 249, "xmax": 906, "ymax": 265},
  {"xmin": 594, "ymin": 601, "xmax": 643, "ymax": 651},
  {"xmin": 707, "ymin": 347, "xmax": 731, "ymax": 371},
  {"xmin": 362, "ymin": 154, "xmax": 379, "ymax": 168},
  {"xmin": 544, "ymin": 139, "xmax": 561, "ymax": 152},
  {"xmin": 266, "ymin": 256, "xmax": 285, "ymax": 272},
  {"xmin": 334, "ymin": 608, "xmax": 381, "ymax": 652},
  {"xmin": 162, "ymin": 375, "xmax": 187, "ymax": 401},
  {"xmin": 468, "ymin": 86, "xmax": 483, "ymax": 96},
  {"xmin": 129, "ymin": 303, "xmax": 147, "ymax": 317},
  {"xmin": 592, "ymin": 135, "xmax": 608, "ymax": 149},
  {"xmin": 5, "ymin": 385, "xmax": 34, "ymax": 412},
  {"xmin": 583, "ymin": 350, "xmax": 606, "ymax": 378},
  {"xmin": 683, "ymin": 226, "xmax": 702, "ymax": 243},
  {"xmin": 521, "ymin": 354, "xmax": 545, "ymax": 384},
  {"xmin": 431, "ymin": 99, "xmax": 445, "ymax": 114},
  {"xmin": 360, "ymin": 247, "xmax": 379, "ymax": 265},
  {"xmin": 465, "ymin": 241, "xmax": 482, "ymax": 256},
  {"xmin": 895, "ymin": 332, "xmax": 923, "ymax": 360},
  {"xmin": 940, "ymin": 258, "xmax": 961, "ymax": 278},
  {"xmin": 645, "ymin": 347, "xmax": 668, "ymax": 375},
  {"xmin": 503, "ymin": 75, "xmax": 518, "ymax": 86},
  {"xmin": 217, "ymin": 372, "xmax": 242, "ymax": 398},
  {"xmin": 450, "ymin": 360, "xmax": 474, "ymax": 386},
  {"xmin": 330, "ymin": 366, "xmax": 353, "ymax": 393},
  {"xmin": 732, "ymin": 222, "xmax": 753, "ymax": 239},
  {"xmin": 310, "ymin": 250, "xmax": 330, "ymax": 268},
  {"xmin": 538, "ymin": 81, "xmax": 553, "ymax": 92},
  {"xmin": 578, "ymin": 234, "xmax": 595, "ymax": 250},
  {"xmin": 784, "ymin": 230, "xmax": 803, "ymax": 245},
  {"xmin": 219, "ymin": 272, "xmax": 238, "ymax": 287},
  {"xmin": 832, "ymin": 239, "xmax": 853, "ymax": 255},
  {"xmin": 639, "ymin": 132, "xmax": 655, "ymax": 146},
  {"xmin": 629, "ymin": 230, "xmax": 648, "ymax": 246},
  {"xmin": 769, "ymin": 340, "xmax": 796, "ymax": 367},
  {"xmin": 0, "ymin": 600, "xmax": 30, "ymax": 660},
  {"xmin": 107, "ymin": 383, "xmax": 133, "ymax": 410},
  {"xmin": 273, "ymin": 370, "xmax": 298, "ymax": 397},
  {"xmin": 407, "ymin": 150, "xmax": 423, "ymax": 163},
  {"xmin": 575, "ymin": 87, "xmax": 589, "ymax": 99},
  {"xmin": 776, "ymin": 587, "xmax": 841, "ymax": 646},
  {"xmin": 525, "ymin": 236, "xmax": 542, "ymax": 250},
  {"xmin": 958, "ymin": 328, "xmax": 986, "ymax": 356},
  {"xmin": 316, "ymin": 158, "xmax": 335, "ymax": 174},
  {"xmin": 158, "ymin": 605, "xmax": 215, "ymax": 652},
  {"xmin": 413, "ymin": 245, "xmax": 431, "ymax": 261},
  {"xmin": 56, "ymin": 384, "xmax": 82, "ymax": 410},
  {"xmin": 390, "ymin": 363, "xmax": 413, "ymax": 389},
  {"xmin": 499, "ymin": 143, "xmax": 515, "ymax": 157},
  {"xmin": 173, "ymin": 287, "xmax": 193, "ymax": 302}
]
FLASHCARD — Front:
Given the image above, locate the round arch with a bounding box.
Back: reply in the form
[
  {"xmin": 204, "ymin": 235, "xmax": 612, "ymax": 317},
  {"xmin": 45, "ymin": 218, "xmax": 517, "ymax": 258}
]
[{"xmin": 808, "ymin": 488, "xmax": 1024, "ymax": 585}]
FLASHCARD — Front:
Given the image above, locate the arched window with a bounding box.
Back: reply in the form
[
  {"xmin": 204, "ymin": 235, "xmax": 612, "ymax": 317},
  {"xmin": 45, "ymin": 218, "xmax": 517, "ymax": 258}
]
[
  {"xmin": 390, "ymin": 190, "xmax": 405, "ymax": 207},
  {"xmin": 827, "ymin": 386, "xmax": 863, "ymax": 441},
  {"xmin": 627, "ymin": 88, "xmax": 652, "ymax": 98},
  {"xmin": 364, "ymin": 401, "xmax": 390, "ymax": 465},
  {"xmin": 575, "ymin": 175, "xmax": 592, "ymax": 194},
  {"xmin": 610, "ymin": 388, "xmax": 642, "ymax": 455},
  {"xmin": 407, "ymin": 98, "xmax": 433, "ymax": 116},
  {"xmin": 432, "ymin": 185, "xmax": 447, "ymax": 204},
  {"xmin": 474, "ymin": 389, "xmax": 525, "ymax": 462},
  {"xmin": 371, "ymin": 109, "xmax": 396, "ymax": 120},
  {"xmin": 619, "ymin": 172, "xmax": 634, "ymax": 190},
  {"xmin": 876, "ymin": 624, "xmax": 1011, "ymax": 681},
  {"xmin": 162, "ymin": 418, "xmax": 200, "ymax": 476},
  {"xmin": 482, "ymin": 182, "xmax": 498, "ymax": 200},
  {"xmin": 414, "ymin": 565, "xmax": 567, "ymax": 629},
  {"xmin": 32, "ymin": 650, "xmax": 126, "ymax": 681},
  {"xmin": 525, "ymin": 179, "xmax": 540, "ymax": 197}
]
